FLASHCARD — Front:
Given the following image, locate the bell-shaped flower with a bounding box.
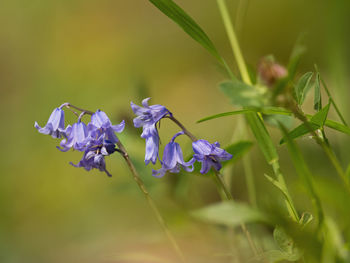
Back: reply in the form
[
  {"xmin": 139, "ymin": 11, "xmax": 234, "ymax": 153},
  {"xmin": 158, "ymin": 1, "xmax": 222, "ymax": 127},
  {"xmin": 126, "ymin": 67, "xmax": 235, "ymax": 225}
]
[
  {"xmin": 131, "ymin": 98, "xmax": 171, "ymax": 128},
  {"xmin": 192, "ymin": 140, "xmax": 233, "ymax": 174},
  {"xmin": 88, "ymin": 109, "xmax": 125, "ymax": 143},
  {"xmin": 131, "ymin": 98, "xmax": 172, "ymax": 165},
  {"xmin": 57, "ymin": 121, "xmax": 88, "ymax": 152},
  {"xmin": 152, "ymin": 132, "xmax": 194, "ymax": 178},
  {"xmin": 70, "ymin": 134, "xmax": 116, "ymax": 177},
  {"xmin": 34, "ymin": 107, "xmax": 67, "ymax": 138}
]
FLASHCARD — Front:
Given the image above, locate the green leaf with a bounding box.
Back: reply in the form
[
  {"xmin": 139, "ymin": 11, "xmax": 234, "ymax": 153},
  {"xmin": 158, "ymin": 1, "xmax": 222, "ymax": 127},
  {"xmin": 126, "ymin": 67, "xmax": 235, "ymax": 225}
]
[
  {"xmin": 310, "ymin": 102, "xmax": 330, "ymax": 126},
  {"xmin": 225, "ymin": 141, "xmax": 253, "ymax": 164},
  {"xmin": 280, "ymin": 103, "xmax": 330, "ymax": 144},
  {"xmin": 197, "ymin": 107, "xmax": 292, "ymax": 123},
  {"xmin": 299, "ymin": 212, "xmax": 313, "ymax": 227},
  {"xmin": 245, "ymin": 113, "xmax": 278, "ymax": 164},
  {"xmin": 255, "ymin": 250, "xmax": 299, "ymax": 263},
  {"xmin": 148, "ymin": 0, "xmax": 222, "ymax": 62},
  {"xmin": 324, "ymin": 119, "xmax": 350, "ymax": 136},
  {"xmin": 273, "ymin": 226, "xmax": 301, "ymax": 261},
  {"xmin": 314, "ymin": 72, "xmax": 322, "ymax": 111},
  {"xmin": 220, "ymin": 80, "xmax": 267, "ymax": 107},
  {"xmin": 197, "ymin": 109, "xmax": 251, "ymax": 123},
  {"xmin": 192, "ymin": 201, "xmax": 268, "ymax": 227},
  {"xmin": 294, "ymin": 72, "xmax": 313, "ymax": 105},
  {"xmin": 264, "ymin": 174, "xmax": 290, "ymax": 200}
]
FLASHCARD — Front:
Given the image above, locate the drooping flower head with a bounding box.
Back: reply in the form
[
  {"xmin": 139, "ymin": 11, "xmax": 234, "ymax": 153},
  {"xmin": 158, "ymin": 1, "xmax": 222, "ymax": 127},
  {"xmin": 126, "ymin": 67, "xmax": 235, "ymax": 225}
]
[
  {"xmin": 57, "ymin": 120, "xmax": 88, "ymax": 152},
  {"xmin": 34, "ymin": 107, "xmax": 67, "ymax": 138},
  {"xmin": 70, "ymin": 133, "xmax": 116, "ymax": 177},
  {"xmin": 152, "ymin": 131, "xmax": 194, "ymax": 178},
  {"xmin": 35, "ymin": 104, "xmax": 125, "ymax": 177},
  {"xmin": 88, "ymin": 109, "xmax": 125, "ymax": 143},
  {"xmin": 192, "ymin": 140, "xmax": 233, "ymax": 174},
  {"xmin": 131, "ymin": 98, "xmax": 172, "ymax": 165}
]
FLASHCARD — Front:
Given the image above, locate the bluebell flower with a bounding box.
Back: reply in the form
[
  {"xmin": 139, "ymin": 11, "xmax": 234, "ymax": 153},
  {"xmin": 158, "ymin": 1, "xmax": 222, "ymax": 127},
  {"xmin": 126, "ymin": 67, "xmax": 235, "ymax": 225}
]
[
  {"xmin": 131, "ymin": 98, "xmax": 172, "ymax": 165},
  {"xmin": 70, "ymin": 136, "xmax": 116, "ymax": 177},
  {"xmin": 152, "ymin": 132, "xmax": 194, "ymax": 178},
  {"xmin": 34, "ymin": 107, "xmax": 67, "ymax": 138},
  {"xmin": 88, "ymin": 109, "xmax": 125, "ymax": 143},
  {"xmin": 57, "ymin": 121, "xmax": 88, "ymax": 152},
  {"xmin": 192, "ymin": 140, "xmax": 233, "ymax": 174}
]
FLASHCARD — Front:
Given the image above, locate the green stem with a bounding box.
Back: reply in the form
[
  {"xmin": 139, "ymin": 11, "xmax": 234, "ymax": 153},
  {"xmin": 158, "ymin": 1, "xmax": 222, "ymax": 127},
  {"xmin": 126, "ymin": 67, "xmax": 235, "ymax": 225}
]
[
  {"xmin": 214, "ymin": 171, "xmax": 259, "ymax": 256},
  {"xmin": 319, "ymin": 75, "xmax": 348, "ymax": 126},
  {"xmin": 272, "ymin": 162, "xmax": 300, "ymax": 222},
  {"xmin": 116, "ymin": 140, "xmax": 187, "ymax": 263},
  {"xmin": 217, "ymin": 0, "xmax": 251, "ymax": 85}
]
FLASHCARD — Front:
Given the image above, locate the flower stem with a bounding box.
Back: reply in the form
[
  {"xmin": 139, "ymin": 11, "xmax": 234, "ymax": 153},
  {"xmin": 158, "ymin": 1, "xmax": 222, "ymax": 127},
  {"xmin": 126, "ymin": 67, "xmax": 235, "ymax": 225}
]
[
  {"xmin": 167, "ymin": 115, "xmax": 259, "ymax": 256},
  {"xmin": 214, "ymin": 171, "xmax": 259, "ymax": 256},
  {"xmin": 165, "ymin": 116, "xmax": 198, "ymax": 142},
  {"xmin": 63, "ymin": 103, "xmax": 95, "ymax": 116},
  {"xmin": 216, "ymin": 0, "xmax": 251, "ymax": 85},
  {"xmin": 115, "ymin": 139, "xmax": 187, "ymax": 263}
]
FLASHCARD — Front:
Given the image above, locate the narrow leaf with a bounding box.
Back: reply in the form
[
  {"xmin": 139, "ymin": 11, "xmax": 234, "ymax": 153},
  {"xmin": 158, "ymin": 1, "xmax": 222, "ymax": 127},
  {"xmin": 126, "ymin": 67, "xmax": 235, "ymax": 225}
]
[
  {"xmin": 280, "ymin": 103, "xmax": 330, "ymax": 144},
  {"xmin": 220, "ymin": 80, "xmax": 266, "ymax": 107},
  {"xmin": 314, "ymin": 72, "xmax": 322, "ymax": 111},
  {"xmin": 148, "ymin": 0, "xmax": 222, "ymax": 62},
  {"xmin": 197, "ymin": 107, "xmax": 292, "ymax": 123},
  {"xmin": 246, "ymin": 113, "xmax": 278, "ymax": 164},
  {"xmin": 299, "ymin": 212, "xmax": 313, "ymax": 227},
  {"xmin": 324, "ymin": 119, "xmax": 350, "ymax": 136},
  {"xmin": 192, "ymin": 201, "xmax": 268, "ymax": 227},
  {"xmin": 197, "ymin": 109, "xmax": 251, "ymax": 123},
  {"xmin": 264, "ymin": 174, "xmax": 290, "ymax": 200},
  {"xmin": 310, "ymin": 102, "xmax": 330, "ymax": 126},
  {"xmin": 294, "ymin": 72, "xmax": 313, "ymax": 105}
]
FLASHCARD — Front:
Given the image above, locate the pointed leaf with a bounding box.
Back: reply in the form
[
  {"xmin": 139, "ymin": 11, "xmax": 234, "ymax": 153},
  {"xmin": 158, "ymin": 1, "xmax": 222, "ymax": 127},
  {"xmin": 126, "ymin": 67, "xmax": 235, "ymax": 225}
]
[
  {"xmin": 192, "ymin": 201, "xmax": 268, "ymax": 227},
  {"xmin": 324, "ymin": 119, "xmax": 350, "ymax": 136},
  {"xmin": 148, "ymin": 0, "xmax": 223, "ymax": 62},
  {"xmin": 220, "ymin": 80, "xmax": 267, "ymax": 107},
  {"xmin": 197, "ymin": 107, "xmax": 292, "ymax": 123},
  {"xmin": 294, "ymin": 72, "xmax": 313, "ymax": 105},
  {"xmin": 280, "ymin": 103, "xmax": 330, "ymax": 144},
  {"xmin": 299, "ymin": 212, "xmax": 313, "ymax": 227},
  {"xmin": 314, "ymin": 72, "xmax": 322, "ymax": 111},
  {"xmin": 264, "ymin": 174, "xmax": 290, "ymax": 200},
  {"xmin": 246, "ymin": 113, "xmax": 279, "ymax": 164},
  {"xmin": 310, "ymin": 102, "xmax": 330, "ymax": 126}
]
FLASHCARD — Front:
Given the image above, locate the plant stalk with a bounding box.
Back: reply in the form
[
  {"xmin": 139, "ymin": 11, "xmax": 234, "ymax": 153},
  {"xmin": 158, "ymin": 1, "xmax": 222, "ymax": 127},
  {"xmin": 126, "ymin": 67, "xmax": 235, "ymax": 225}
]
[{"xmin": 116, "ymin": 139, "xmax": 187, "ymax": 263}]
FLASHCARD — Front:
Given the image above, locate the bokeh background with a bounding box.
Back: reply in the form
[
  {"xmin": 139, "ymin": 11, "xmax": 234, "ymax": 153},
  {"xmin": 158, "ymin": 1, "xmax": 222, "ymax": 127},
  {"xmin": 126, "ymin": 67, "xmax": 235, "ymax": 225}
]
[{"xmin": 1, "ymin": 0, "xmax": 349, "ymax": 262}]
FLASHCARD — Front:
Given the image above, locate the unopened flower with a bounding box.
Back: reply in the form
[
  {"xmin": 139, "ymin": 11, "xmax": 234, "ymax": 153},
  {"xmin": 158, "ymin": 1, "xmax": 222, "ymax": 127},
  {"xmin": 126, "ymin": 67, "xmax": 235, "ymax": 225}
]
[
  {"xmin": 192, "ymin": 140, "xmax": 232, "ymax": 174},
  {"xmin": 131, "ymin": 98, "xmax": 172, "ymax": 165},
  {"xmin": 152, "ymin": 132, "xmax": 194, "ymax": 178},
  {"xmin": 34, "ymin": 107, "xmax": 67, "ymax": 138},
  {"xmin": 258, "ymin": 57, "xmax": 287, "ymax": 86}
]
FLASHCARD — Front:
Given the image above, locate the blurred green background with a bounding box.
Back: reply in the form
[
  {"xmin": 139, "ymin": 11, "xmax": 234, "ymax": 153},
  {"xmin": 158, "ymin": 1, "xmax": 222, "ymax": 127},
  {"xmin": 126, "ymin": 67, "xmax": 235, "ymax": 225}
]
[{"xmin": 1, "ymin": 0, "xmax": 349, "ymax": 262}]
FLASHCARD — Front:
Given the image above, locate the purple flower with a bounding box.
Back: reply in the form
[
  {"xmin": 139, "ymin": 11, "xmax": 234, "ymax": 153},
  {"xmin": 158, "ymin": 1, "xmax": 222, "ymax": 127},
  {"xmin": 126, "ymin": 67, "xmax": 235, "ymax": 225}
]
[
  {"xmin": 34, "ymin": 107, "xmax": 67, "ymax": 138},
  {"xmin": 57, "ymin": 121, "xmax": 88, "ymax": 152},
  {"xmin": 131, "ymin": 98, "xmax": 172, "ymax": 165},
  {"xmin": 70, "ymin": 134, "xmax": 116, "ymax": 177},
  {"xmin": 88, "ymin": 110, "xmax": 125, "ymax": 143},
  {"xmin": 192, "ymin": 140, "xmax": 232, "ymax": 174},
  {"xmin": 152, "ymin": 132, "xmax": 194, "ymax": 178}
]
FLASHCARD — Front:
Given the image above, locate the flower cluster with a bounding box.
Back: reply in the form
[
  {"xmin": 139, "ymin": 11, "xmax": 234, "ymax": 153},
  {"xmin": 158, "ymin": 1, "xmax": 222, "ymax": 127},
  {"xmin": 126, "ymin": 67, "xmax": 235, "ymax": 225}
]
[
  {"xmin": 131, "ymin": 98, "xmax": 232, "ymax": 177},
  {"xmin": 35, "ymin": 104, "xmax": 125, "ymax": 176}
]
